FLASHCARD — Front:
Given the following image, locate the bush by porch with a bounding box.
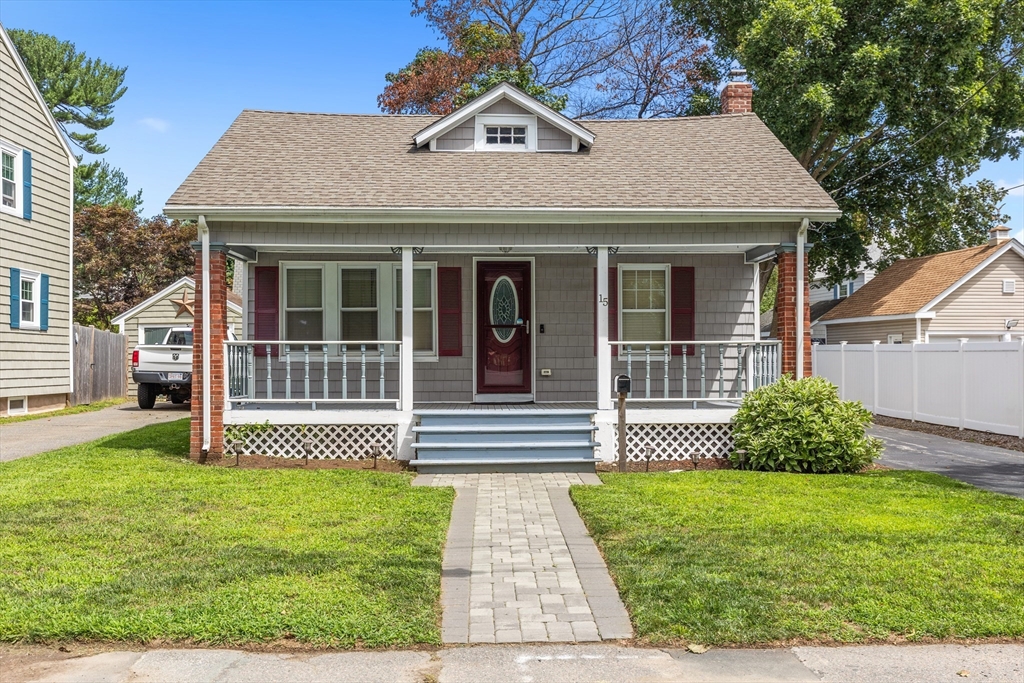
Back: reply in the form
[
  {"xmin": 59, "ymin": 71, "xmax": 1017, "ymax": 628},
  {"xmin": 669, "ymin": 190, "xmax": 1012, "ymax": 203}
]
[
  {"xmin": 571, "ymin": 470, "xmax": 1024, "ymax": 645},
  {"xmin": 0, "ymin": 420, "xmax": 453, "ymax": 646}
]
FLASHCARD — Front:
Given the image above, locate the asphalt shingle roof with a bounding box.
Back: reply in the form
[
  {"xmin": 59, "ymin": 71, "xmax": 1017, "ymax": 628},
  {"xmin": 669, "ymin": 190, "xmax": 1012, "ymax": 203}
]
[
  {"xmin": 819, "ymin": 244, "xmax": 1004, "ymax": 320},
  {"xmin": 165, "ymin": 110, "xmax": 838, "ymax": 212}
]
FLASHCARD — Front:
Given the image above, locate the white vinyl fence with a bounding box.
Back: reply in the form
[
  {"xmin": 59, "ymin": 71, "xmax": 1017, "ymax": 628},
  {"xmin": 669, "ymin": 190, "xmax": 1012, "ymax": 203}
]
[{"xmin": 813, "ymin": 340, "xmax": 1024, "ymax": 438}]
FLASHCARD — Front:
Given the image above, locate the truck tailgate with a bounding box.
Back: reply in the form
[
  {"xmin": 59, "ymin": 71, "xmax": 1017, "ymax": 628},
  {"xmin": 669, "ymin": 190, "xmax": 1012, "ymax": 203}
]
[{"xmin": 136, "ymin": 345, "xmax": 193, "ymax": 374}]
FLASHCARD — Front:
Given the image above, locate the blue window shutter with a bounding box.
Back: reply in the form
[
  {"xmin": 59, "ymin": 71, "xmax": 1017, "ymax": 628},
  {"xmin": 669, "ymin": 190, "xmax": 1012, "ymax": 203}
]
[
  {"xmin": 22, "ymin": 150, "xmax": 32, "ymax": 221},
  {"xmin": 40, "ymin": 274, "xmax": 49, "ymax": 331},
  {"xmin": 9, "ymin": 268, "xmax": 21, "ymax": 329},
  {"xmin": 849, "ymin": 281, "xmax": 855, "ymax": 294},
  {"xmin": 832, "ymin": 284, "xmax": 839, "ymax": 299}
]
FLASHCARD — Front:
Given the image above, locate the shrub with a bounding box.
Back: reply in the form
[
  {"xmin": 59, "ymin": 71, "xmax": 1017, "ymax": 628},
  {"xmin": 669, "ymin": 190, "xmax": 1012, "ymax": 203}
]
[{"xmin": 730, "ymin": 375, "xmax": 882, "ymax": 473}]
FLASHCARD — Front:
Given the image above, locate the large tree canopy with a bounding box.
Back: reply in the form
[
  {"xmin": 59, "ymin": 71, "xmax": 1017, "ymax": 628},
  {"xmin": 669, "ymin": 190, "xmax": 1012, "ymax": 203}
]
[
  {"xmin": 74, "ymin": 159, "xmax": 143, "ymax": 212},
  {"xmin": 74, "ymin": 206, "xmax": 195, "ymax": 329},
  {"xmin": 673, "ymin": 0, "xmax": 1024, "ymax": 281},
  {"xmin": 382, "ymin": 0, "xmax": 717, "ymax": 117},
  {"xmin": 7, "ymin": 28, "xmax": 127, "ymax": 156}
]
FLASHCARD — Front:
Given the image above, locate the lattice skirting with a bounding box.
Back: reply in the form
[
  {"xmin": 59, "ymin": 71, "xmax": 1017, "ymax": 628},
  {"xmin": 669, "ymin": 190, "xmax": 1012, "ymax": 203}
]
[
  {"xmin": 613, "ymin": 423, "xmax": 734, "ymax": 461},
  {"xmin": 224, "ymin": 424, "xmax": 396, "ymax": 460}
]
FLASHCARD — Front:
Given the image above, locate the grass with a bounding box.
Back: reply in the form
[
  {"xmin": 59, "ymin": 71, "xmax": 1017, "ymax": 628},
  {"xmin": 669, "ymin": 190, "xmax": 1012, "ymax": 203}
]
[
  {"xmin": 571, "ymin": 470, "xmax": 1024, "ymax": 646},
  {"xmin": 0, "ymin": 419, "xmax": 454, "ymax": 647},
  {"xmin": 0, "ymin": 398, "xmax": 127, "ymax": 426}
]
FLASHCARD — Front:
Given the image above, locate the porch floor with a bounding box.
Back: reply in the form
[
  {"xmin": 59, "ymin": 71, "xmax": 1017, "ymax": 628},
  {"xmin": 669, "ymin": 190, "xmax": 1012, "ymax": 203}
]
[{"xmin": 415, "ymin": 401, "xmax": 739, "ymax": 411}]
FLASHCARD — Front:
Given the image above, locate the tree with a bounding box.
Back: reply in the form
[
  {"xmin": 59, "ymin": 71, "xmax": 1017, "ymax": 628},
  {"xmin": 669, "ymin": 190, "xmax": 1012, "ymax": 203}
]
[
  {"xmin": 6, "ymin": 28, "xmax": 127, "ymax": 155},
  {"xmin": 672, "ymin": 0, "xmax": 1023, "ymax": 281},
  {"xmin": 384, "ymin": 0, "xmax": 717, "ymax": 117},
  {"xmin": 74, "ymin": 206, "xmax": 195, "ymax": 329},
  {"xmin": 74, "ymin": 159, "xmax": 143, "ymax": 211}
]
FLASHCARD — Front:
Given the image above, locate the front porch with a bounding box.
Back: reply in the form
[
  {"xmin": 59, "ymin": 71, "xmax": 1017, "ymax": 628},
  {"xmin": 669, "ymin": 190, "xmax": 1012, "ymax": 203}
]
[{"xmin": 192, "ymin": 236, "xmax": 810, "ymax": 471}]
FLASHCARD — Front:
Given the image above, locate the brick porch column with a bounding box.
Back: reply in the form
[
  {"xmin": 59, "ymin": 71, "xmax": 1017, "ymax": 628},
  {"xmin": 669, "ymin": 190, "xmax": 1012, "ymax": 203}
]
[
  {"xmin": 776, "ymin": 245, "xmax": 811, "ymax": 378},
  {"xmin": 190, "ymin": 247, "xmax": 229, "ymax": 461}
]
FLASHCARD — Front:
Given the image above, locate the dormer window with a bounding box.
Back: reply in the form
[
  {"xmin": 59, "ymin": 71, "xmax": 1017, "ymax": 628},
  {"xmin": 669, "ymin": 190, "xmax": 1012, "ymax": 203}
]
[{"xmin": 486, "ymin": 126, "xmax": 526, "ymax": 146}]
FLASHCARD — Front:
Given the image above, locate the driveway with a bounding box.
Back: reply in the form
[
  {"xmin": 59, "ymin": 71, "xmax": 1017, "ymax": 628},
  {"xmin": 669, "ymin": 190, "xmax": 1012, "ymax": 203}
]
[
  {"xmin": 871, "ymin": 424, "xmax": 1024, "ymax": 498},
  {"xmin": 0, "ymin": 402, "xmax": 188, "ymax": 462}
]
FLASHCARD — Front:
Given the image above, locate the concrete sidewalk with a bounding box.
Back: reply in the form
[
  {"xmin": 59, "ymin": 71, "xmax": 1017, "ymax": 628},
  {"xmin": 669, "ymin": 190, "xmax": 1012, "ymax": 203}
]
[
  {"xmin": 0, "ymin": 402, "xmax": 188, "ymax": 462},
  {"xmin": 871, "ymin": 424, "xmax": 1024, "ymax": 498},
  {"xmin": 2, "ymin": 643, "xmax": 1021, "ymax": 683}
]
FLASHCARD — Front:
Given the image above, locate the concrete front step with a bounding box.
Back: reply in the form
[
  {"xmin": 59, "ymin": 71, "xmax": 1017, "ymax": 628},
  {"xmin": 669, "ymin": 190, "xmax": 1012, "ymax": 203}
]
[{"xmin": 410, "ymin": 458, "xmax": 601, "ymax": 474}]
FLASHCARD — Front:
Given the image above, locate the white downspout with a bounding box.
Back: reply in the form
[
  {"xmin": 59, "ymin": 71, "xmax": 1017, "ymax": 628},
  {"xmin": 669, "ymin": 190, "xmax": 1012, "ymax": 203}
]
[
  {"xmin": 796, "ymin": 218, "xmax": 809, "ymax": 378},
  {"xmin": 198, "ymin": 215, "xmax": 211, "ymax": 454}
]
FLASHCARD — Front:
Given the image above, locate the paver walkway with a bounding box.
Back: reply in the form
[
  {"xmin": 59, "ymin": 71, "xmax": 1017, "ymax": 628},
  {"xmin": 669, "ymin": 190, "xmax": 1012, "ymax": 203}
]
[
  {"xmin": 0, "ymin": 402, "xmax": 188, "ymax": 462},
  {"xmin": 871, "ymin": 425, "xmax": 1024, "ymax": 498},
  {"xmin": 414, "ymin": 472, "xmax": 632, "ymax": 644}
]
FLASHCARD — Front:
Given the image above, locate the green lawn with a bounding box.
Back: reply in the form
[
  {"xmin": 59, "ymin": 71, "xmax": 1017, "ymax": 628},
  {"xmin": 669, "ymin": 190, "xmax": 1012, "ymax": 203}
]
[
  {"xmin": 571, "ymin": 470, "xmax": 1024, "ymax": 645},
  {"xmin": 0, "ymin": 419, "xmax": 454, "ymax": 646}
]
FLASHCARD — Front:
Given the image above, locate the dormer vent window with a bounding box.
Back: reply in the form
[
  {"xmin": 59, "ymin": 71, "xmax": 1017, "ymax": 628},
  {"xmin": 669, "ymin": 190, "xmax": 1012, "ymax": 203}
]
[{"xmin": 486, "ymin": 126, "xmax": 526, "ymax": 146}]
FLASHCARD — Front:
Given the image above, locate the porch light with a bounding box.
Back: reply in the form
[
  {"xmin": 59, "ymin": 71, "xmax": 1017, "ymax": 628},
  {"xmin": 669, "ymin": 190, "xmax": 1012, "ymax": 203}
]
[
  {"xmin": 499, "ymin": 246, "xmax": 513, "ymax": 253},
  {"xmin": 1006, "ymin": 319, "xmax": 1019, "ymax": 330}
]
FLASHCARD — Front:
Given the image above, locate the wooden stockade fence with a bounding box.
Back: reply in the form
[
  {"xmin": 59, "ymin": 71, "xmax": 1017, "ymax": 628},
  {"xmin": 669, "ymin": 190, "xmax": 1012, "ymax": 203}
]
[{"xmin": 71, "ymin": 324, "xmax": 127, "ymax": 406}]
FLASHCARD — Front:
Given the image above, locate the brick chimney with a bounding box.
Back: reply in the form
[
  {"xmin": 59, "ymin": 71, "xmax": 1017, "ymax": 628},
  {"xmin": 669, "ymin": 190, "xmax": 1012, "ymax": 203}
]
[
  {"xmin": 721, "ymin": 68, "xmax": 753, "ymax": 114},
  {"xmin": 988, "ymin": 225, "xmax": 1011, "ymax": 246}
]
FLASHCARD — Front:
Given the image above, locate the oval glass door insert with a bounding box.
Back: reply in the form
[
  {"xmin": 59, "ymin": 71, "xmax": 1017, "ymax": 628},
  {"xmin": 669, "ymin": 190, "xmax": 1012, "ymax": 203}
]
[{"xmin": 490, "ymin": 276, "xmax": 518, "ymax": 342}]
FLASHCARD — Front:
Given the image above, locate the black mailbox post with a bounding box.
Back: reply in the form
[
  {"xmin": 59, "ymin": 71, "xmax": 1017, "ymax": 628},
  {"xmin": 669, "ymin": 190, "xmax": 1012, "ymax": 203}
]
[{"xmin": 614, "ymin": 374, "xmax": 630, "ymax": 472}]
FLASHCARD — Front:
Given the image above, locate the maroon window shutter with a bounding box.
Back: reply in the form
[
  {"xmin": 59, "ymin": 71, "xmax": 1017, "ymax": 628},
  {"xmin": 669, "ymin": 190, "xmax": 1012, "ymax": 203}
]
[
  {"xmin": 671, "ymin": 266, "xmax": 695, "ymax": 356},
  {"xmin": 608, "ymin": 267, "xmax": 618, "ymax": 357},
  {"xmin": 438, "ymin": 267, "xmax": 462, "ymax": 356},
  {"xmin": 254, "ymin": 266, "xmax": 279, "ymax": 357}
]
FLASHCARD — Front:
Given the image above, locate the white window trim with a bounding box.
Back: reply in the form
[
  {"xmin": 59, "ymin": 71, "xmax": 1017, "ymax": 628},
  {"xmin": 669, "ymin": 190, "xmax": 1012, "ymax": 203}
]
[
  {"xmin": 474, "ymin": 114, "xmax": 538, "ymax": 152},
  {"xmin": 395, "ymin": 262, "xmax": 439, "ymax": 360},
  {"xmin": 281, "ymin": 264, "xmax": 326, "ymax": 342},
  {"xmin": 7, "ymin": 396, "xmax": 28, "ymax": 416},
  {"xmin": 0, "ymin": 140, "xmax": 23, "ymax": 217},
  {"xmin": 887, "ymin": 333, "xmax": 903, "ymax": 344},
  {"xmin": 276, "ymin": 261, "xmax": 440, "ymax": 362},
  {"xmin": 18, "ymin": 269, "xmax": 40, "ymax": 331},
  {"xmin": 618, "ymin": 263, "xmax": 671, "ymax": 354}
]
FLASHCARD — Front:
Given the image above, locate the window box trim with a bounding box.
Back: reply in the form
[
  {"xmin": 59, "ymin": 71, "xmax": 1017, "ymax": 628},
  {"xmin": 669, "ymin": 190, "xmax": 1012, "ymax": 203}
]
[
  {"xmin": 617, "ymin": 263, "xmax": 671, "ymax": 358},
  {"xmin": 17, "ymin": 269, "xmax": 40, "ymax": 331},
  {"xmin": 0, "ymin": 140, "xmax": 23, "ymax": 217},
  {"xmin": 474, "ymin": 114, "xmax": 538, "ymax": 152}
]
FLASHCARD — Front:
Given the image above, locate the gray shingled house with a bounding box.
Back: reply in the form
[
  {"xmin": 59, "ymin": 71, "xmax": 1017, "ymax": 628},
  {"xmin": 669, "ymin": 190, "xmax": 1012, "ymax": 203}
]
[{"xmin": 164, "ymin": 81, "xmax": 840, "ymax": 471}]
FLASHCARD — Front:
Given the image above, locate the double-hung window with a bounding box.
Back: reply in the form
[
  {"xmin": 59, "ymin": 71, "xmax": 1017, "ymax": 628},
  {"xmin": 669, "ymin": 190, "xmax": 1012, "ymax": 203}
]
[
  {"xmin": 619, "ymin": 265, "xmax": 669, "ymax": 349},
  {"xmin": 284, "ymin": 267, "xmax": 323, "ymax": 341},
  {"xmin": 0, "ymin": 142, "xmax": 21, "ymax": 214},
  {"xmin": 18, "ymin": 270, "xmax": 39, "ymax": 330},
  {"xmin": 340, "ymin": 267, "xmax": 379, "ymax": 345},
  {"xmin": 395, "ymin": 266, "xmax": 436, "ymax": 355}
]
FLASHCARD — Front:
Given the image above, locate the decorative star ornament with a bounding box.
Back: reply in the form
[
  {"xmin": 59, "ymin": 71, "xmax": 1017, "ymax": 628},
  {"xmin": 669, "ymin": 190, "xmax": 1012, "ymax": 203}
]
[{"xmin": 170, "ymin": 290, "xmax": 195, "ymax": 318}]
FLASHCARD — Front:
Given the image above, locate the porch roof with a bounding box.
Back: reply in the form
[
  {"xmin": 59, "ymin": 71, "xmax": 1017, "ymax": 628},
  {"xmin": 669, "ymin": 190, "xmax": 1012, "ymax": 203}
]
[{"xmin": 165, "ymin": 111, "xmax": 839, "ymax": 221}]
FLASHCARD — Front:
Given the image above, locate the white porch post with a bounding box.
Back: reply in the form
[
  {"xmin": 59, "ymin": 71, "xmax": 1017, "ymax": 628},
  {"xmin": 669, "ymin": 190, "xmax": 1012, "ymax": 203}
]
[
  {"xmin": 400, "ymin": 246, "xmax": 414, "ymax": 411},
  {"xmin": 597, "ymin": 247, "xmax": 612, "ymax": 410},
  {"xmin": 796, "ymin": 218, "xmax": 808, "ymax": 377}
]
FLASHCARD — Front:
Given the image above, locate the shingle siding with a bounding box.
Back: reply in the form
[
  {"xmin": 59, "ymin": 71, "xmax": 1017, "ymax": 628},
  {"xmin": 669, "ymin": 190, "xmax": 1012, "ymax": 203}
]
[
  {"xmin": 927, "ymin": 251, "xmax": 1024, "ymax": 337},
  {"xmin": 0, "ymin": 35, "xmax": 74, "ymax": 400},
  {"xmin": 435, "ymin": 119, "xmax": 474, "ymax": 151}
]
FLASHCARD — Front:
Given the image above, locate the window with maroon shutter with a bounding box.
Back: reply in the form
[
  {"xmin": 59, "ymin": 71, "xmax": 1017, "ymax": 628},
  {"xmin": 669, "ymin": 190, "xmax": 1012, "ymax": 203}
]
[
  {"xmin": 593, "ymin": 267, "xmax": 618, "ymax": 356},
  {"xmin": 437, "ymin": 267, "xmax": 462, "ymax": 356},
  {"xmin": 254, "ymin": 266, "xmax": 279, "ymax": 356},
  {"xmin": 671, "ymin": 266, "xmax": 695, "ymax": 356}
]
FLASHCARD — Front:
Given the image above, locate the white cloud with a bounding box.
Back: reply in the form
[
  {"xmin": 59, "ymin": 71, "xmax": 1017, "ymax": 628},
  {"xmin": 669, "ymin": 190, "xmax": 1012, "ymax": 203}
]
[{"xmin": 139, "ymin": 117, "xmax": 169, "ymax": 133}]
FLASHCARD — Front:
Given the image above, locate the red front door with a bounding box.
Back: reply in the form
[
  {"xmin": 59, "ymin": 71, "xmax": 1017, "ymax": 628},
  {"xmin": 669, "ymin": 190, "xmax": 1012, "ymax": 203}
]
[{"xmin": 477, "ymin": 261, "xmax": 531, "ymax": 395}]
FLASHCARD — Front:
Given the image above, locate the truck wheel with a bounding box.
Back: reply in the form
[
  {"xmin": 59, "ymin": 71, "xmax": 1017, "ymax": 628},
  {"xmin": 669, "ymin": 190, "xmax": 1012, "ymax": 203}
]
[{"xmin": 137, "ymin": 384, "xmax": 157, "ymax": 410}]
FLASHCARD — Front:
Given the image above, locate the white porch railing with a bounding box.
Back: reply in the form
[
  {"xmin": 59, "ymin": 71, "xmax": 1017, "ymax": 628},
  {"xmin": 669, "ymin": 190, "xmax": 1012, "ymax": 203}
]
[
  {"xmin": 226, "ymin": 340, "xmax": 403, "ymax": 407},
  {"xmin": 609, "ymin": 340, "xmax": 781, "ymax": 401}
]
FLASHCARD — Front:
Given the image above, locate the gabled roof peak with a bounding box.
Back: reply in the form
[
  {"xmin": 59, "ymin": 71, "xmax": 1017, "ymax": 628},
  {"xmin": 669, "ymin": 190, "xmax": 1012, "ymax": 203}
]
[{"xmin": 412, "ymin": 81, "xmax": 595, "ymax": 149}]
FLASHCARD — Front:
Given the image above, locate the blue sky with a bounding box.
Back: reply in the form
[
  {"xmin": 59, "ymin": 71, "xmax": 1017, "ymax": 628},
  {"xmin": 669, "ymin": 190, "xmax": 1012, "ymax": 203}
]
[{"xmin": 2, "ymin": 0, "xmax": 1021, "ymax": 239}]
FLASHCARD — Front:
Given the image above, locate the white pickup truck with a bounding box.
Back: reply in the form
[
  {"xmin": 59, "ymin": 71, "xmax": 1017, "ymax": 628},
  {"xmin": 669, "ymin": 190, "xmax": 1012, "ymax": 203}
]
[{"xmin": 131, "ymin": 327, "xmax": 193, "ymax": 409}]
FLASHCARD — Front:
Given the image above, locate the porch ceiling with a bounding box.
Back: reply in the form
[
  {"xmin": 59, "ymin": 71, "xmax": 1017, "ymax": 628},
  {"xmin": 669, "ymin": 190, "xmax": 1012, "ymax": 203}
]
[{"xmin": 225, "ymin": 243, "xmax": 782, "ymax": 258}]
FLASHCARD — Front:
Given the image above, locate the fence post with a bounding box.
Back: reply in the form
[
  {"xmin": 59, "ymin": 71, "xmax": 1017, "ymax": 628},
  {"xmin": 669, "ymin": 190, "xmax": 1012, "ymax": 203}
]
[
  {"xmin": 911, "ymin": 341, "xmax": 918, "ymax": 422},
  {"xmin": 872, "ymin": 341, "xmax": 880, "ymax": 414},
  {"xmin": 959, "ymin": 338, "xmax": 967, "ymax": 431},
  {"xmin": 1019, "ymin": 338, "xmax": 1024, "ymax": 439},
  {"xmin": 839, "ymin": 342, "xmax": 847, "ymax": 401}
]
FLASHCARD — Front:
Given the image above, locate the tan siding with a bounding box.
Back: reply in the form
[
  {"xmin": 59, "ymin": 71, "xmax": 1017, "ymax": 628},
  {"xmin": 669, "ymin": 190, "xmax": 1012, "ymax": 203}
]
[
  {"xmin": 0, "ymin": 36, "xmax": 74, "ymax": 399},
  {"xmin": 537, "ymin": 120, "xmax": 572, "ymax": 151},
  {"xmin": 927, "ymin": 251, "xmax": 1024, "ymax": 338},
  {"xmin": 824, "ymin": 319, "xmax": 918, "ymax": 344},
  {"xmin": 435, "ymin": 119, "xmax": 474, "ymax": 151}
]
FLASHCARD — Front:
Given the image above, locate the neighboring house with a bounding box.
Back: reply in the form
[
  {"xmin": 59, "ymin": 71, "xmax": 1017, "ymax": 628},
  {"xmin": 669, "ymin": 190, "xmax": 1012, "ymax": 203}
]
[
  {"xmin": 762, "ymin": 298, "xmax": 845, "ymax": 342},
  {"xmin": 0, "ymin": 25, "xmax": 76, "ymax": 417},
  {"xmin": 163, "ymin": 80, "xmax": 840, "ymax": 470},
  {"xmin": 111, "ymin": 277, "xmax": 242, "ymax": 397},
  {"xmin": 819, "ymin": 228, "xmax": 1024, "ymax": 344},
  {"xmin": 809, "ymin": 269, "xmax": 875, "ymax": 304}
]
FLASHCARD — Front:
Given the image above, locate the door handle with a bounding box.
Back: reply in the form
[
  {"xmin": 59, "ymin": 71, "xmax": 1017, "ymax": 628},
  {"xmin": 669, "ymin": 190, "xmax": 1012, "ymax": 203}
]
[{"xmin": 524, "ymin": 319, "xmax": 530, "ymax": 335}]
